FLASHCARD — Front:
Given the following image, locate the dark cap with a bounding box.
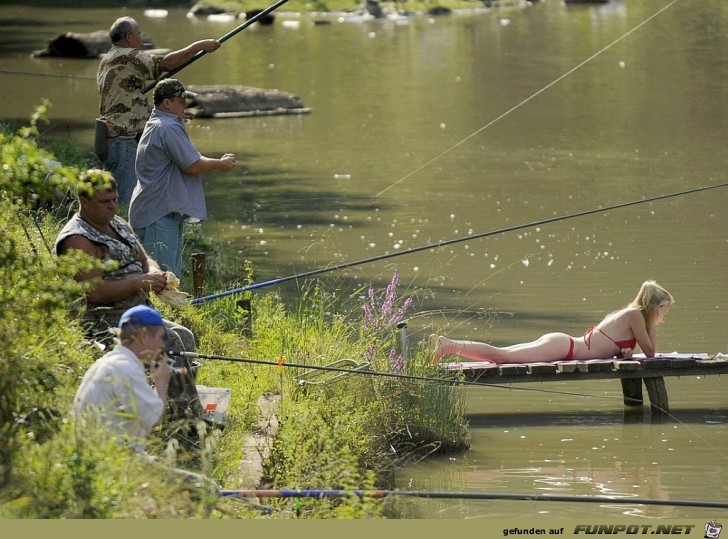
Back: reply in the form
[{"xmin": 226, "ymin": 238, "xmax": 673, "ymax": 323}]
[
  {"xmin": 118, "ymin": 305, "xmax": 164, "ymax": 329},
  {"xmin": 153, "ymin": 78, "xmax": 197, "ymax": 101}
]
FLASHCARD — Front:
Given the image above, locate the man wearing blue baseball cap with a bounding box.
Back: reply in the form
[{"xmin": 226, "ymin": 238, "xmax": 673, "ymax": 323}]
[
  {"xmin": 74, "ymin": 305, "xmax": 171, "ymax": 453},
  {"xmin": 57, "ymin": 171, "xmax": 207, "ymax": 438}
]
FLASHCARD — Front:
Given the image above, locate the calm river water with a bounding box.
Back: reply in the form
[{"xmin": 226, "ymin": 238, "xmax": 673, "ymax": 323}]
[{"xmin": 1, "ymin": 0, "xmax": 726, "ymax": 520}]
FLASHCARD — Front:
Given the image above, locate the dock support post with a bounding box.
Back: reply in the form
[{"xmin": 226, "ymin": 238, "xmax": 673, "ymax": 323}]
[
  {"xmin": 397, "ymin": 321, "xmax": 408, "ymax": 361},
  {"xmin": 620, "ymin": 378, "xmax": 643, "ymax": 407},
  {"xmin": 621, "ymin": 378, "xmax": 644, "ymax": 422},
  {"xmin": 644, "ymin": 377, "xmax": 669, "ymax": 417}
]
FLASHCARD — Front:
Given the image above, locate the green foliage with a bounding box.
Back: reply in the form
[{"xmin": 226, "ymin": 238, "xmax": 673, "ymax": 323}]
[
  {"xmin": 45, "ymin": 137, "xmax": 100, "ymax": 172},
  {"xmin": 0, "ymin": 107, "xmax": 469, "ymax": 518},
  {"xmin": 0, "ymin": 101, "xmax": 83, "ymax": 209},
  {"xmin": 0, "ymin": 202, "xmax": 94, "ymax": 488},
  {"xmin": 254, "ymin": 276, "xmax": 467, "ymax": 516},
  {"xmin": 268, "ymin": 395, "xmax": 383, "ymax": 518},
  {"xmin": 182, "ymin": 223, "xmax": 255, "ymax": 296},
  {"xmin": 0, "ymin": 110, "xmax": 220, "ymax": 518},
  {"xmin": 4, "ymin": 419, "xmax": 216, "ymax": 518}
]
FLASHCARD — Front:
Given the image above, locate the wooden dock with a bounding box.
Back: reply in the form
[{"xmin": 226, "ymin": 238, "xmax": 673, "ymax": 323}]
[{"xmin": 441, "ymin": 353, "xmax": 728, "ymax": 416}]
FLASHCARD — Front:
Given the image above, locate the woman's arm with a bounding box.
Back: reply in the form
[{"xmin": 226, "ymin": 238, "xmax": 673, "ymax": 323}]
[
  {"xmin": 647, "ymin": 325, "xmax": 658, "ymax": 354},
  {"xmin": 627, "ymin": 309, "xmax": 657, "ymax": 357}
]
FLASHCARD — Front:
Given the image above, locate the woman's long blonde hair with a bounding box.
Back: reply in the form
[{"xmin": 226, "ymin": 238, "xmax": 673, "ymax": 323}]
[{"xmin": 629, "ymin": 280, "xmax": 674, "ymax": 326}]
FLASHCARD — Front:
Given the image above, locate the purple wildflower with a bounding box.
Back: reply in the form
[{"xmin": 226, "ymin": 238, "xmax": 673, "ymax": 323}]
[{"xmin": 360, "ymin": 271, "xmax": 413, "ymax": 372}]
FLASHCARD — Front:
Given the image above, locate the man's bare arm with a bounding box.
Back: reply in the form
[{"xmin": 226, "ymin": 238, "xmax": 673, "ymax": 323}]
[{"xmin": 59, "ymin": 235, "xmax": 166, "ymax": 303}]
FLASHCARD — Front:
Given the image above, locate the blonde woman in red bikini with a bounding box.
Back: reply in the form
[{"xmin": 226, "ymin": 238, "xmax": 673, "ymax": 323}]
[{"xmin": 432, "ymin": 280, "xmax": 673, "ymax": 364}]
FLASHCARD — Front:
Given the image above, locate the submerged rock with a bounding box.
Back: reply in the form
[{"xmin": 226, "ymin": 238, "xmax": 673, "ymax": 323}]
[
  {"xmin": 32, "ymin": 30, "xmax": 157, "ymax": 59},
  {"xmin": 186, "ymin": 85, "xmax": 310, "ymax": 118},
  {"xmin": 187, "ymin": 3, "xmax": 276, "ymax": 25},
  {"xmin": 187, "ymin": 2, "xmax": 227, "ymax": 16}
]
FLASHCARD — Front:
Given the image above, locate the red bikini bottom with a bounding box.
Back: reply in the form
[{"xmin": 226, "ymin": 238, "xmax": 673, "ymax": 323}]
[{"xmin": 564, "ymin": 336, "xmax": 576, "ymax": 360}]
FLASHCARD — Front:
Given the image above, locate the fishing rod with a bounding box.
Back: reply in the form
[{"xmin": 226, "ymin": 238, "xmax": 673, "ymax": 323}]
[
  {"xmin": 220, "ymin": 488, "xmax": 728, "ymax": 508},
  {"xmin": 176, "ymin": 350, "xmax": 728, "ymax": 460},
  {"xmin": 172, "ymin": 349, "xmax": 474, "ymax": 385},
  {"xmin": 142, "ymin": 0, "xmax": 293, "ymax": 94},
  {"xmin": 191, "ymin": 181, "xmax": 728, "ymax": 305},
  {"xmin": 16, "ymin": 211, "xmax": 41, "ymax": 261},
  {"xmin": 169, "ymin": 350, "xmax": 646, "ymax": 404}
]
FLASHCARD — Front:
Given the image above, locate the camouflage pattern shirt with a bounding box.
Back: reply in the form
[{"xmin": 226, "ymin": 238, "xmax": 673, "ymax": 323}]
[{"xmin": 97, "ymin": 46, "xmax": 161, "ymax": 138}]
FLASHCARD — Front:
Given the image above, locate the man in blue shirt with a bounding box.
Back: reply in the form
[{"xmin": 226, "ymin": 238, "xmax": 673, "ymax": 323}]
[
  {"xmin": 130, "ymin": 79, "xmax": 237, "ymax": 279},
  {"xmin": 98, "ymin": 17, "xmax": 221, "ymax": 206}
]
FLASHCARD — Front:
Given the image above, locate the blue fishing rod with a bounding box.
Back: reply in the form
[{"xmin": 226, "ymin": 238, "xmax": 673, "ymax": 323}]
[
  {"xmin": 142, "ymin": 0, "xmax": 293, "ymax": 93},
  {"xmin": 191, "ymin": 181, "xmax": 728, "ymax": 305}
]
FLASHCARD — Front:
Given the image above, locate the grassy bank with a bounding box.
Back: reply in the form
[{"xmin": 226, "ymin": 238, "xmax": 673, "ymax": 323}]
[{"xmin": 0, "ymin": 105, "xmax": 468, "ymax": 518}]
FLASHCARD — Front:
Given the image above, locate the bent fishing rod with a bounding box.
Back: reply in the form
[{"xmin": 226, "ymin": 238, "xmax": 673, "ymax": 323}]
[
  {"xmin": 219, "ymin": 488, "xmax": 728, "ymax": 508},
  {"xmin": 142, "ymin": 0, "xmax": 293, "ymax": 93},
  {"xmin": 192, "ymin": 181, "xmax": 728, "ymax": 305}
]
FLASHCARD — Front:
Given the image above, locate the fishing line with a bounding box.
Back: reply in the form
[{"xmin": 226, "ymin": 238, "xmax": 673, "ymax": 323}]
[
  {"xmin": 374, "ymin": 0, "xmax": 682, "ymax": 198},
  {"xmin": 26, "ymin": 210, "xmax": 54, "ymax": 256},
  {"xmin": 16, "ymin": 211, "xmax": 41, "ymax": 262},
  {"xmin": 142, "ymin": 0, "xmax": 293, "ymax": 93},
  {"xmin": 191, "ymin": 181, "xmax": 728, "ymax": 304},
  {"xmin": 177, "ymin": 349, "xmax": 728, "ymax": 463},
  {"xmin": 0, "ymin": 69, "xmax": 96, "ymax": 81},
  {"xmin": 2, "ymin": 0, "xmax": 292, "ymax": 90},
  {"xmin": 219, "ymin": 488, "xmax": 728, "ymax": 508},
  {"xmin": 171, "ymin": 350, "xmax": 664, "ymax": 405}
]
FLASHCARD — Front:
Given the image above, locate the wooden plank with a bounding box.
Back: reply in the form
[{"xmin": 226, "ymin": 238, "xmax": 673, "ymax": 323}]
[
  {"xmin": 641, "ymin": 358, "xmax": 672, "ymax": 370},
  {"xmin": 556, "ymin": 361, "xmax": 578, "ymax": 373},
  {"xmin": 668, "ymin": 358, "xmax": 697, "ymax": 368},
  {"xmin": 437, "ymin": 353, "xmax": 726, "ymax": 419},
  {"xmin": 614, "ymin": 360, "xmax": 642, "ymax": 371},
  {"xmin": 583, "ymin": 360, "xmax": 614, "ymax": 373},
  {"xmin": 528, "ymin": 363, "xmax": 558, "ymax": 375},
  {"xmin": 696, "ymin": 358, "xmax": 728, "ymax": 367},
  {"xmin": 499, "ymin": 364, "xmax": 529, "ymax": 376},
  {"xmin": 440, "ymin": 355, "xmax": 728, "ymax": 383},
  {"xmin": 572, "ymin": 361, "xmax": 590, "ymax": 373},
  {"xmin": 469, "ymin": 365, "xmax": 500, "ymax": 381}
]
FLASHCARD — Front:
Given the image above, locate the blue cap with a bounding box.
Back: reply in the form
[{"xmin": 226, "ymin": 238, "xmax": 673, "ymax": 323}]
[{"xmin": 118, "ymin": 305, "xmax": 164, "ymax": 328}]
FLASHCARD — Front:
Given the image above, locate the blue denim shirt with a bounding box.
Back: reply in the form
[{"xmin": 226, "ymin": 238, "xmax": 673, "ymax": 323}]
[{"xmin": 129, "ymin": 109, "xmax": 205, "ymax": 228}]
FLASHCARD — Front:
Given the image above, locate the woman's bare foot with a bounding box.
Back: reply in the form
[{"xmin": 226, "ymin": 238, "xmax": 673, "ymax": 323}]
[
  {"xmin": 429, "ymin": 334, "xmax": 452, "ymax": 362},
  {"xmin": 429, "ymin": 334, "xmax": 439, "ymax": 362}
]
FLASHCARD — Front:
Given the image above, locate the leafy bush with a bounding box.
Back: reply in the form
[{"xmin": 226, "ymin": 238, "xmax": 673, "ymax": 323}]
[
  {"xmin": 0, "ymin": 105, "xmax": 469, "ymax": 519},
  {"xmin": 0, "ymin": 108, "xmax": 218, "ymax": 517}
]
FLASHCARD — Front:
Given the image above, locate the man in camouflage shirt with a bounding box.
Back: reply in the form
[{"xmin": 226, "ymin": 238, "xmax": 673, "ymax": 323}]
[{"xmin": 97, "ymin": 16, "xmax": 220, "ymax": 206}]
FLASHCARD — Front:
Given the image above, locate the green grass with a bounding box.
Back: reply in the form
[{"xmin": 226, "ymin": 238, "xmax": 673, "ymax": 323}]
[{"xmin": 0, "ymin": 105, "xmax": 468, "ymax": 518}]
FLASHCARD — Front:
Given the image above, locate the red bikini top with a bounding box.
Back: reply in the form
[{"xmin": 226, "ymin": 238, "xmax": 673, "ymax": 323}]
[{"xmin": 585, "ymin": 326, "xmax": 637, "ymax": 350}]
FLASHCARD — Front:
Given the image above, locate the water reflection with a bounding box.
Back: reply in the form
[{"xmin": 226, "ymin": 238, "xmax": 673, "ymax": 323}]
[{"xmin": 395, "ymin": 377, "xmax": 728, "ymax": 518}]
